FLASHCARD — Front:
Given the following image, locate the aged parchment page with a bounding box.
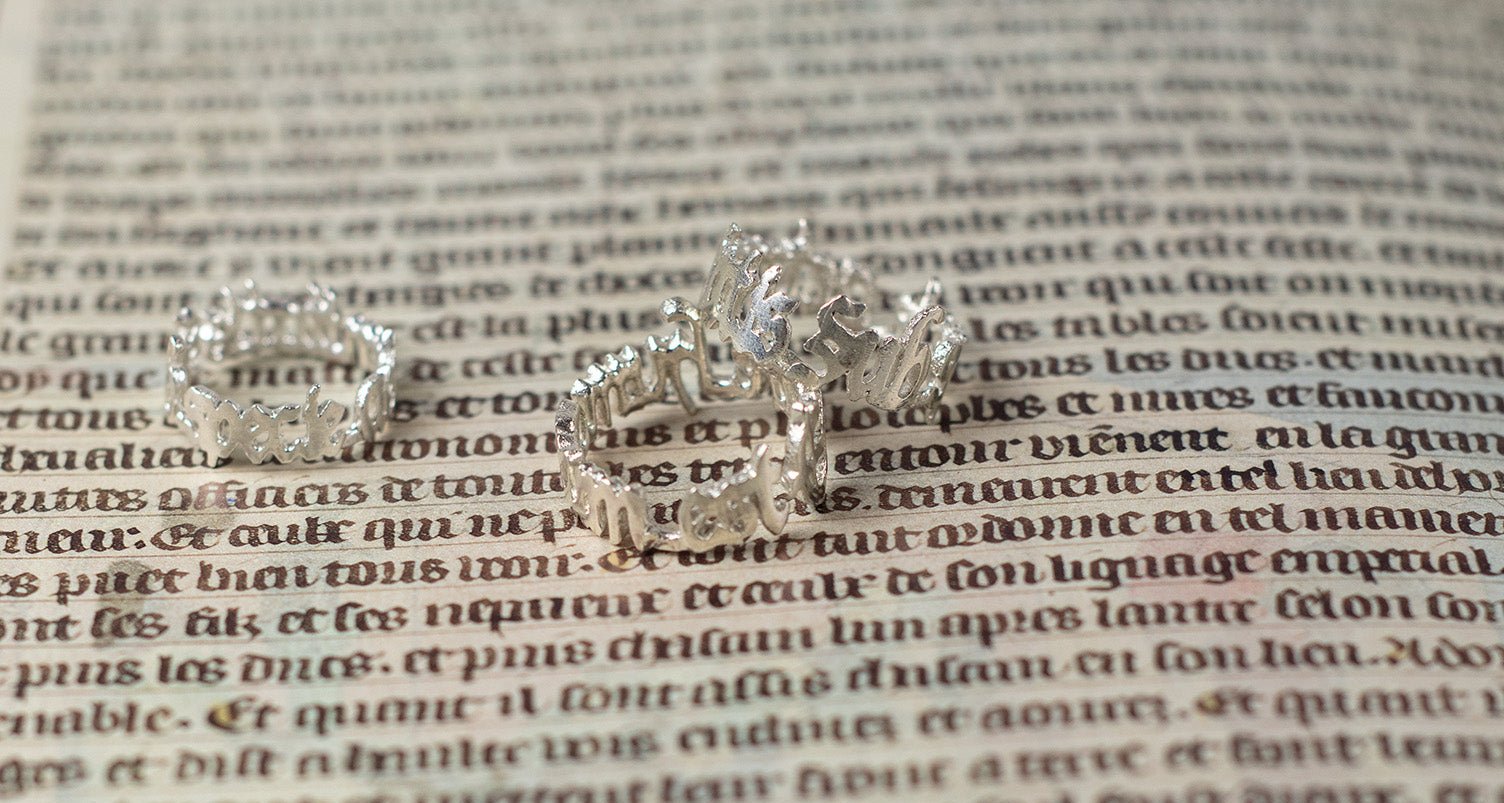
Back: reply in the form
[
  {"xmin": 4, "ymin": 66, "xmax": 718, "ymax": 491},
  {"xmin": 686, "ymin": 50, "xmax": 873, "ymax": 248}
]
[{"xmin": 2, "ymin": 0, "xmax": 1504, "ymax": 800}]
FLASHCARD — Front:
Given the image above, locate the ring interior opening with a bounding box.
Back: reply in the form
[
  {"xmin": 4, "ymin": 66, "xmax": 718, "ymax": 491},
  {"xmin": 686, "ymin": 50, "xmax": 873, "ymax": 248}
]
[
  {"xmin": 184, "ymin": 301, "xmax": 379, "ymax": 408},
  {"xmin": 587, "ymin": 345, "xmax": 765, "ymax": 512}
]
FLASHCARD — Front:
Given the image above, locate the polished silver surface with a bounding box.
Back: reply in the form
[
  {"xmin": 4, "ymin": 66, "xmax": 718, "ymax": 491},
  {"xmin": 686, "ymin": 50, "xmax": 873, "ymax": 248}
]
[
  {"xmin": 699, "ymin": 220, "xmax": 965, "ymax": 422},
  {"xmin": 557, "ymin": 299, "xmax": 827, "ymax": 553},
  {"xmin": 164, "ymin": 281, "xmax": 396, "ymax": 463}
]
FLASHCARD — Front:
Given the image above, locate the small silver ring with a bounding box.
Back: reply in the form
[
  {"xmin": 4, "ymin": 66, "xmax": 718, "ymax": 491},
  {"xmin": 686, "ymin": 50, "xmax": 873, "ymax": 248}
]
[
  {"xmin": 699, "ymin": 220, "xmax": 965, "ymax": 421},
  {"xmin": 557, "ymin": 299, "xmax": 827, "ymax": 553},
  {"xmin": 164, "ymin": 281, "xmax": 396, "ymax": 464}
]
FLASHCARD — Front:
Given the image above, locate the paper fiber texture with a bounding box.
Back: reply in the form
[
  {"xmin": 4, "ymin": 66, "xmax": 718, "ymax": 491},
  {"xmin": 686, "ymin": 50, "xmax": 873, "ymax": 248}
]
[{"xmin": 1, "ymin": 0, "xmax": 1503, "ymax": 799}]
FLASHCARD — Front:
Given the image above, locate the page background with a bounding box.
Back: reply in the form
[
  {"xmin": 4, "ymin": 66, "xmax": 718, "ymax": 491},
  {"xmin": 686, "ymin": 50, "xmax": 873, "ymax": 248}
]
[{"xmin": 1, "ymin": 1, "xmax": 1503, "ymax": 800}]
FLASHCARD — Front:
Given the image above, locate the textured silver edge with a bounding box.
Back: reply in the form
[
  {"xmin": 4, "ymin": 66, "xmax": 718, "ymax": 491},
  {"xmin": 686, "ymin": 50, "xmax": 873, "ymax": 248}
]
[
  {"xmin": 164, "ymin": 280, "xmax": 396, "ymax": 464},
  {"xmin": 556, "ymin": 299, "xmax": 827, "ymax": 553}
]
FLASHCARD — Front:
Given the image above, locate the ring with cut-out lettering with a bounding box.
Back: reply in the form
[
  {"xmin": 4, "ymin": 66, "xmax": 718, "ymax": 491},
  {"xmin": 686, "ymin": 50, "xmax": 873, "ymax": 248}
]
[
  {"xmin": 557, "ymin": 299, "xmax": 827, "ymax": 553},
  {"xmin": 699, "ymin": 220, "xmax": 965, "ymax": 422},
  {"xmin": 164, "ymin": 281, "xmax": 396, "ymax": 463}
]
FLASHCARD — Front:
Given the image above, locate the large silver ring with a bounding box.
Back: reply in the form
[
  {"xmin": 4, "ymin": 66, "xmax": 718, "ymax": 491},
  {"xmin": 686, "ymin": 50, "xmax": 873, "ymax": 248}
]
[
  {"xmin": 164, "ymin": 281, "xmax": 396, "ymax": 464},
  {"xmin": 556, "ymin": 299, "xmax": 827, "ymax": 553},
  {"xmin": 699, "ymin": 220, "xmax": 965, "ymax": 422}
]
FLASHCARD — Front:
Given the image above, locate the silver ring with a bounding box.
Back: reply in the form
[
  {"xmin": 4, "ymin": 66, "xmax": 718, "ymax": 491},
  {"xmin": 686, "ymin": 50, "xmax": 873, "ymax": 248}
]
[
  {"xmin": 699, "ymin": 220, "xmax": 965, "ymax": 422},
  {"xmin": 164, "ymin": 281, "xmax": 396, "ymax": 463},
  {"xmin": 557, "ymin": 299, "xmax": 827, "ymax": 553}
]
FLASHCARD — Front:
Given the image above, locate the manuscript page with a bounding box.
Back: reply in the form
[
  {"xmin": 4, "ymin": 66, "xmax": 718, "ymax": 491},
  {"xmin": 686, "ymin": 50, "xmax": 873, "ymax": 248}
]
[{"xmin": 2, "ymin": 0, "xmax": 1504, "ymax": 800}]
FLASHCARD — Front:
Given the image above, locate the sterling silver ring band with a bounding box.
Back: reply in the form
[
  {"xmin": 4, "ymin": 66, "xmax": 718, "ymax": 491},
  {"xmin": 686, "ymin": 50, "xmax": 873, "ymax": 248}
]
[
  {"xmin": 699, "ymin": 220, "xmax": 965, "ymax": 422},
  {"xmin": 557, "ymin": 299, "xmax": 828, "ymax": 553},
  {"xmin": 164, "ymin": 281, "xmax": 396, "ymax": 464}
]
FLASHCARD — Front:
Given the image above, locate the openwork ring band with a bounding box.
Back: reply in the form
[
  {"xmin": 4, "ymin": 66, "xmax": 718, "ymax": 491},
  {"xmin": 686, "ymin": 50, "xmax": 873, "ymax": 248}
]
[
  {"xmin": 557, "ymin": 299, "xmax": 828, "ymax": 554},
  {"xmin": 164, "ymin": 281, "xmax": 396, "ymax": 463}
]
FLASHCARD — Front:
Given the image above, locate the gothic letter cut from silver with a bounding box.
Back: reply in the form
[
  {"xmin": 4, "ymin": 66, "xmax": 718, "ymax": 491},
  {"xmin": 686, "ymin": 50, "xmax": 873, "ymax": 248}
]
[{"xmin": 699, "ymin": 221, "xmax": 965, "ymax": 422}]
